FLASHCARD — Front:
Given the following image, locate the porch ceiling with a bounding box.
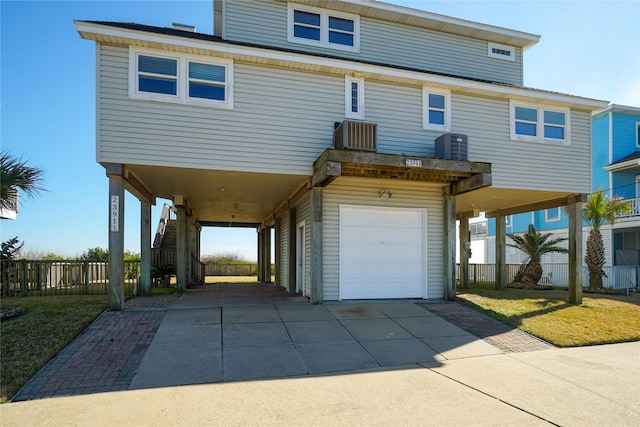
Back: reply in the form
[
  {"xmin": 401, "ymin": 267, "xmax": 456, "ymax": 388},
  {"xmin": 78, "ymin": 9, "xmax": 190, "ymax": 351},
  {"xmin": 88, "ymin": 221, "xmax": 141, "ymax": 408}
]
[{"xmin": 123, "ymin": 164, "xmax": 308, "ymax": 226}]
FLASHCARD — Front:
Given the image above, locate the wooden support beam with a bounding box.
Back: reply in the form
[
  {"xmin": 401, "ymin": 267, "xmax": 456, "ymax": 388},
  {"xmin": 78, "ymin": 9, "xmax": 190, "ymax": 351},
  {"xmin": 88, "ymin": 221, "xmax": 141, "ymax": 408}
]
[
  {"xmin": 288, "ymin": 208, "xmax": 297, "ymax": 293},
  {"xmin": 257, "ymin": 229, "xmax": 264, "ymax": 283},
  {"xmin": 495, "ymin": 214, "xmax": 506, "ymax": 290},
  {"xmin": 124, "ymin": 169, "xmax": 155, "ymax": 204},
  {"xmin": 567, "ymin": 201, "xmax": 583, "ymax": 304},
  {"xmin": 310, "ymin": 188, "xmax": 323, "ymax": 304},
  {"xmin": 456, "ymin": 209, "xmax": 481, "ymax": 220},
  {"xmin": 311, "ymin": 160, "xmax": 342, "ymax": 188},
  {"xmin": 107, "ymin": 174, "xmax": 125, "ymax": 310},
  {"xmin": 443, "ymin": 189, "xmax": 456, "ymax": 301},
  {"xmin": 459, "ymin": 217, "xmax": 470, "ymax": 290},
  {"xmin": 486, "ymin": 193, "xmax": 588, "ymax": 218},
  {"xmin": 451, "ymin": 174, "xmax": 492, "ymax": 196},
  {"xmin": 175, "ymin": 204, "xmax": 187, "ymax": 292},
  {"xmin": 140, "ymin": 200, "xmax": 151, "ymax": 296}
]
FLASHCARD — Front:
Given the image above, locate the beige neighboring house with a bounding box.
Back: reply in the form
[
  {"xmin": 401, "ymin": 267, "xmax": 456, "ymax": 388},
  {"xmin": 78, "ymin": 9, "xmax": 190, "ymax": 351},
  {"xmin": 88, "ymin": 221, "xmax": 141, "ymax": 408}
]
[{"xmin": 76, "ymin": 0, "xmax": 608, "ymax": 309}]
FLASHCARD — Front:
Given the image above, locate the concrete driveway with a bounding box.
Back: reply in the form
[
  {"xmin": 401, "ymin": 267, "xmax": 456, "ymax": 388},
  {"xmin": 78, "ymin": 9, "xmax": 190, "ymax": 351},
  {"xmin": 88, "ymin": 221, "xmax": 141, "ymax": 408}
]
[{"xmin": 4, "ymin": 284, "xmax": 639, "ymax": 426}]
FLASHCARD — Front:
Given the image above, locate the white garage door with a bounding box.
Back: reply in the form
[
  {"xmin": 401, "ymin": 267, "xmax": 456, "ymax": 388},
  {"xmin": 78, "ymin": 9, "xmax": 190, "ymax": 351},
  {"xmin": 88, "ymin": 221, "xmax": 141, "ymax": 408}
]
[{"xmin": 339, "ymin": 205, "xmax": 427, "ymax": 299}]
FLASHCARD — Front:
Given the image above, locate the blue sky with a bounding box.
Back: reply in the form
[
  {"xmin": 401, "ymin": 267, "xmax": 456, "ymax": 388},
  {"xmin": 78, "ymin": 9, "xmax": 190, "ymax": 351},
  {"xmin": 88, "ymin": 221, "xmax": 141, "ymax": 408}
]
[{"xmin": 2, "ymin": 1, "xmax": 639, "ymax": 260}]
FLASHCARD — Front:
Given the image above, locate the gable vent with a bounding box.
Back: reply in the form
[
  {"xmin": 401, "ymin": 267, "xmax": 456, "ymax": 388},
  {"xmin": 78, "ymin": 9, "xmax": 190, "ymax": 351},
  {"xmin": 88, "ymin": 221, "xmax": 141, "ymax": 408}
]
[
  {"xmin": 334, "ymin": 120, "xmax": 377, "ymax": 151},
  {"xmin": 172, "ymin": 23, "xmax": 196, "ymax": 32}
]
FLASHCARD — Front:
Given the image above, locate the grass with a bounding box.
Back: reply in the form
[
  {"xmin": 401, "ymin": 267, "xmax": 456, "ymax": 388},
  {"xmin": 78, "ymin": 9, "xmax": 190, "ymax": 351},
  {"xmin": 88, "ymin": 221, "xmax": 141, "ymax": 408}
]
[{"xmin": 457, "ymin": 283, "xmax": 640, "ymax": 347}]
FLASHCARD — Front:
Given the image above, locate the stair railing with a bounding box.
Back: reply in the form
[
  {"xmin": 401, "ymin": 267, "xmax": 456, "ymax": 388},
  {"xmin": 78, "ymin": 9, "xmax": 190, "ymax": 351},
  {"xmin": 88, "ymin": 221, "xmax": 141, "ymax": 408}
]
[{"xmin": 153, "ymin": 203, "xmax": 172, "ymax": 248}]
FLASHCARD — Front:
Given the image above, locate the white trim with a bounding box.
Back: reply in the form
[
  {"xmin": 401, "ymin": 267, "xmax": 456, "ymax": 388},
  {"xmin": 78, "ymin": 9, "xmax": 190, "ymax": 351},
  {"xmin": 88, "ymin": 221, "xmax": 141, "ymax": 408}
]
[
  {"xmin": 488, "ymin": 42, "xmax": 515, "ymax": 62},
  {"xmin": 510, "ymin": 100, "xmax": 571, "ymax": 145},
  {"xmin": 545, "ymin": 207, "xmax": 561, "ymax": 222},
  {"xmin": 287, "ymin": 3, "xmax": 360, "ymax": 53},
  {"xmin": 128, "ymin": 46, "xmax": 233, "ymax": 109},
  {"xmin": 423, "ymin": 86, "xmax": 451, "ymax": 131},
  {"xmin": 345, "ymin": 75, "xmax": 365, "ymax": 119},
  {"xmin": 604, "ymin": 159, "xmax": 640, "ymax": 172},
  {"xmin": 76, "ymin": 22, "xmax": 608, "ymax": 110}
]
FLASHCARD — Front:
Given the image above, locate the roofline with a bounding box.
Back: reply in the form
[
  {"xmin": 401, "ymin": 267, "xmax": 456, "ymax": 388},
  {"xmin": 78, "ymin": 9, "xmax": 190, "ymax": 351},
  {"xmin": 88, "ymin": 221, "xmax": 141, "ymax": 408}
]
[
  {"xmin": 593, "ymin": 103, "xmax": 640, "ymax": 118},
  {"xmin": 604, "ymin": 159, "xmax": 640, "ymax": 172},
  {"xmin": 282, "ymin": 0, "xmax": 540, "ymax": 50},
  {"xmin": 75, "ymin": 21, "xmax": 607, "ymax": 110}
]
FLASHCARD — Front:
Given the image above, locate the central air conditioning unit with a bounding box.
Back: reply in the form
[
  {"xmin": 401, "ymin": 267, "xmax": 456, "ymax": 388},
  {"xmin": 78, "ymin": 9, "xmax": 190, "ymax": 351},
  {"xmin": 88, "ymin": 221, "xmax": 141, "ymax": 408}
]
[
  {"xmin": 334, "ymin": 120, "xmax": 377, "ymax": 151},
  {"xmin": 435, "ymin": 133, "xmax": 468, "ymax": 160}
]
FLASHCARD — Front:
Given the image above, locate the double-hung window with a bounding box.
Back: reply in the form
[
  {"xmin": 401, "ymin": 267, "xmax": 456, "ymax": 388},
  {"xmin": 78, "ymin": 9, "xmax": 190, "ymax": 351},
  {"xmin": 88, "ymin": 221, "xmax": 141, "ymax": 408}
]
[
  {"xmin": 345, "ymin": 75, "xmax": 364, "ymax": 119},
  {"xmin": 288, "ymin": 3, "xmax": 359, "ymax": 52},
  {"xmin": 510, "ymin": 101, "xmax": 569, "ymax": 143},
  {"xmin": 636, "ymin": 122, "xmax": 640, "ymax": 148},
  {"xmin": 511, "ymin": 102, "xmax": 569, "ymax": 143},
  {"xmin": 423, "ymin": 87, "xmax": 451, "ymax": 131},
  {"xmin": 130, "ymin": 48, "xmax": 233, "ymax": 109}
]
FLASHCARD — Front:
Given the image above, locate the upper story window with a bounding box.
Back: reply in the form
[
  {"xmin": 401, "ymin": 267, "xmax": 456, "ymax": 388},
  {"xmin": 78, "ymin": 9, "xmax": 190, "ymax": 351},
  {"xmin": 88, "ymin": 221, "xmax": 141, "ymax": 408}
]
[
  {"xmin": 423, "ymin": 87, "xmax": 451, "ymax": 131},
  {"xmin": 129, "ymin": 47, "xmax": 233, "ymax": 109},
  {"xmin": 510, "ymin": 101, "xmax": 570, "ymax": 144},
  {"xmin": 488, "ymin": 42, "xmax": 515, "ymax": 62},
  {"xmin": 546, "ymin": 207, "xmax": 561, "ymax": 222},
  {"xmin": 288, "ymin": 3, "xmax": 359, "ymax": 52},
  {"xmin": 345, "ymin": 75, "xmax": 364, "ymax": 119},
  {"xmin": 636, "ymin": 122, "xmax": 640, "ymax": 148}
]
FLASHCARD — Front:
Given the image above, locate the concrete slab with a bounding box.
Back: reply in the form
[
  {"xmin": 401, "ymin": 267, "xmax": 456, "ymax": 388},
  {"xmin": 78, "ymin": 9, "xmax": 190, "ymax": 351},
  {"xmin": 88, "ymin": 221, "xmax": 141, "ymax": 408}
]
[
  {"xmin": 222, "ymin": 305, "xmax": 281, "ymax": 323},
  {"xmin": 169, "ymin": 300, "xmax": 221, "ymax": 309},
  {"xmin": 394, "ymin": 315, "xmax": 470, "ymax": 338},
  {"xmin": 277, "ymin": 305, "xmax": 334, "ymax": 321},
  {"xmin": 421, "ymin": 335, "xmax": 503, "ymax": 360},
  {"xmin": 378, "ymin": 302, "xmax": 435, "ymax": 318},
  {"xmin": 285, "ymin": 320, "xmax": 354, "ymax": 344},
  {"xmin": 223, "ymin": 322, "xmax": 291, "ymax": 347},
  {"xmin": 360, "ymin": 338, "xmax": 442, "ymax": 366},
  {"xmin": 340, "ymin": 318, "xmax": 414, "ymax": 341},
  {"xmin": 129, "ymin": 323, "xmax": 222, "ymax": 389},
  {"xmin": 223, "ymin": 344, "xmax": 307, "ymax": 381},
  {"xmin": 324, "ymin": 303, "xmax": 386, "ymax": 319},
  {"xmin": 296, "ymin": 341, "xmax": 379, "ymax": 374},
  {"xmin": 219, "ymin": 297, "xmax": 277, "ymax": 306},
  {"xmin": 162, "ymin": 307, "xmax": 221, "ymax": 324}
]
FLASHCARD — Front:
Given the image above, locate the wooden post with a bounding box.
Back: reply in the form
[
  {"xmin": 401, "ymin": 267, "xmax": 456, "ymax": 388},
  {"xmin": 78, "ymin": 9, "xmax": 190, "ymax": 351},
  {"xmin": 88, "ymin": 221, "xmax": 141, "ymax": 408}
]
[
  {"xmin": 257, "ymin": 228, "xmax": 263, "ymax": 282},
  {"xmin": 310, "ymin": 188, "xmax": 323, "ymax": 304},
  {"xmin": 175, "ymin": 203, "xmax": 187, "ymax": 292},
  {"xmin": 140, "ymin": 200, "xmax": 152, "ymax": 296},
  {"xmin": 288, "ymin": 208, "xmax": 297, "ymax": 293},
  {"xmin": 264, "ymin": 227, "xmax": 272, "ymax": 283},
  {"xmin": 443, "ymin": 189, "xmax": 456, "ymax": 301},
  {"xmin": 495, "ymin": 214, "xmax": 506, "ymax": 290},
  {"xmin": 568, "ymin": 201, "xmax": 583, "ymax": 304},
  {"xmin": 459, "ymin": 217, "xmax": 470, "ymax": 289},
  {"xmin": 107, "ymin": 169, "xmax": 125, "ymax": 310},
  {"xmin": 274, "ymin": 221, "xmax": 281, "ymax": 287}
]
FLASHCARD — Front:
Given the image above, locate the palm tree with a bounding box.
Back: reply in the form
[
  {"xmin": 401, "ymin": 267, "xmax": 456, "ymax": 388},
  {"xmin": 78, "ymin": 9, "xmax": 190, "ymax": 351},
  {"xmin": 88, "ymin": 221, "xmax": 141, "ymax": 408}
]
[
  {"xmin": 507, "ymin": 224, "xmax": 568, "ymax": 286},
  {"xmin": 0, "ymin": 150, "xmax": 45, "ymax": 211},
  {"xmin": 583, "ymin": 190, "xmax": 631, "ymax": 289}
]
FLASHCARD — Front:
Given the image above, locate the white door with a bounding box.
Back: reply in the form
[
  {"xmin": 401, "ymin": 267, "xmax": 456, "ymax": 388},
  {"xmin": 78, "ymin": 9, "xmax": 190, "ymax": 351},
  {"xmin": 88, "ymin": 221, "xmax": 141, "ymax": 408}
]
[
  {"xmin": 296, "ymin": 222, "xmax": 306, "ymax": 296},
  {"xmin": 339, "ymin": 205, "xmax": 427, "ymax": 299}
]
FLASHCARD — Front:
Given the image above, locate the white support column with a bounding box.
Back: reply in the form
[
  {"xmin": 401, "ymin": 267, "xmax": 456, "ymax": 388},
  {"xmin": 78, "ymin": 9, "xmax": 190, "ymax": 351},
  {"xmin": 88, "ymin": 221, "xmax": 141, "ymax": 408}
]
[
  {"xmin": 568, "ymin": 201, "xmax": 583, "ymax": 304},
  {"xmin": 443, "ymin": 189, "xmax": 456, "ymax": 301},
  {"xmin": 140, "ymin": 199, "xmax": 152, "ymax": 296},
  {"xmin": 310, "ymin": 188, "xmax": 323, "ymax": 304},
  {"xmin": 459, "ymin": 217, "xmax": 470, "ymax": 290},
  {"xmin": 495, "ymin": 214, "xmax": 506, "ymax": 290},
  {"xmin": 175, "ymin": 202, "xmax": 187, "ymax": 293},
  {"xmin": 107, "ymin": 165, "xmax": 125, "ymax": 310}
]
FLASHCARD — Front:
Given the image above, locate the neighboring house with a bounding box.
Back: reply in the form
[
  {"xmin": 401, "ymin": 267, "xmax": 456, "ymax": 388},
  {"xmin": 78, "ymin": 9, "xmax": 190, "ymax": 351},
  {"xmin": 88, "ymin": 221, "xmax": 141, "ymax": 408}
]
[
  {"xmin": 0, "ymin": 191, "xmax": 18, "ymax": 220},
  {"xmin": 479, "ymin": 105, "xmax": 640, "ymax": 273},
  {"xmin": 76, "ymin": 0, "xmax": 607, "ymax": 309}
]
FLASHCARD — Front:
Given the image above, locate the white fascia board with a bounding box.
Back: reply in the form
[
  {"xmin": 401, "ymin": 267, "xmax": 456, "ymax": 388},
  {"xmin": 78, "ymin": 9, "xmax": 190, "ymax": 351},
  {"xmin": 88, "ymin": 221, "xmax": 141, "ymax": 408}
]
[
  {"xmin": 604, "ymin": 159, "xmax": 640, "ymax": 172},
  {"xmin": 76, "ymin": 21, "xmax": 607, "ymax": 110}
]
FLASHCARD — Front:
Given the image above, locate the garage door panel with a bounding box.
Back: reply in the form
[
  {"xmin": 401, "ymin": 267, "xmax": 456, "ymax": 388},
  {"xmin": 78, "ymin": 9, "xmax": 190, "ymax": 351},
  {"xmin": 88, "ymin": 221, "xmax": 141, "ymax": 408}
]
[{"xmin": 340, "ymin": 205, "xmax": 427, "ymax": 300}]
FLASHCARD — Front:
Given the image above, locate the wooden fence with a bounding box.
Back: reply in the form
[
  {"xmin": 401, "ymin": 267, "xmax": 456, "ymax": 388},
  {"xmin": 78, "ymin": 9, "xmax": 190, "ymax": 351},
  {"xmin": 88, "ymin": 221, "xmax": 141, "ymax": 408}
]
[{"xmin": 0, "ymin": 260, "xmax": 141, "ymax": 297}]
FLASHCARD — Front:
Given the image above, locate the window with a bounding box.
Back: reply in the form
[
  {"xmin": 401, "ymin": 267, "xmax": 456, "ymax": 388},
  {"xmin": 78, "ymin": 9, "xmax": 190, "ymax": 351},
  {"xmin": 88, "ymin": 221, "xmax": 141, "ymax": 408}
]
[
  {"xmin": 636, "ymin": 122, "xmax": 640, "ymax": 148},
  {"xmin": 288, "ymin": 3, "xmax": 359, "ymax": 52},
  {"xmin": 505, "ymin": 215, "xmax": 512, "ymax": 226},
  {"xmin": 423, "ymin": 87, "xmax": 451, "ymax": 131},
  {"xmin": 488, "ymin": 42, "xmax": 515, "ymax": 61},
  {"xmin": 470, "ymin": 221, "xmax": 487, "ymax": 237},
  {"xmin": 546, "ymin": 207, "xmax": 561, "ymax": 222},
  {"xmin": 129, "ymin": 48, "xmax": 233, "ymax": 109},
  {"xmin": 636, "ymin": 175, "xmax": 640, "ymax": 198},
  {"xmin": 345, "ymin": 75, "xmax": 364, "ymax": 119},
  {"xmin": 510, "ymin": 101, "xmax": 570, "ymax": 143}
]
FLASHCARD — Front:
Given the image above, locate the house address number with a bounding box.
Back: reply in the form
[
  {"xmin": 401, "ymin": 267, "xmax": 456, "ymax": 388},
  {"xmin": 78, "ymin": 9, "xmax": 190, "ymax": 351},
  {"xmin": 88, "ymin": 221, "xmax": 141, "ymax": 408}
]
[
  {"xmin": 405, "ymin": 159, "xmax": 423, "ymax": 167},
  {"xmin": 110, "ymin": 196, "xmax": 119, "ymax": 232}
]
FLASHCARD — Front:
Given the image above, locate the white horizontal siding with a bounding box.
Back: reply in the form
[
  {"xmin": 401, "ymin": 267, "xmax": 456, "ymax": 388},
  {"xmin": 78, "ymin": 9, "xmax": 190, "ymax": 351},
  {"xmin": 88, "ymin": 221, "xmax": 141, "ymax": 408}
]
[
  {"xmin": 224, "ymin": 0, "xmax": 522, "ymax": 85},
  {"xmin": 277, "ymin": 214, "xmax": 289, "ymax": 290},
  {"xmin": 322, "ymin": 177, "xmax": 445, "ymax": 300},
  {"xmin": 451, "ymin": 93, "xmax": 591, "ymax": 193}
]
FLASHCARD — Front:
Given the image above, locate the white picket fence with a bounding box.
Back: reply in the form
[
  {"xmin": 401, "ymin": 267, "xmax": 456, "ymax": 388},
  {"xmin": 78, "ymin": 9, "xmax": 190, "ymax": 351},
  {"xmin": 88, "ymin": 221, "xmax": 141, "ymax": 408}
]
[{"xmin": 461, "ymin": 263, "xmax": 639, "ymax": 290}]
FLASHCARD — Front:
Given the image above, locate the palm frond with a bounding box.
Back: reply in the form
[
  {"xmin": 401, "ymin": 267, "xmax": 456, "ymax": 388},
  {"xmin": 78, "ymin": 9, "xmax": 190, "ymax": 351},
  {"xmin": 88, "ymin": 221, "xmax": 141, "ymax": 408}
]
[{"xmin": 0, "ymin": 150, "xmax": 45, "ymax": 210}]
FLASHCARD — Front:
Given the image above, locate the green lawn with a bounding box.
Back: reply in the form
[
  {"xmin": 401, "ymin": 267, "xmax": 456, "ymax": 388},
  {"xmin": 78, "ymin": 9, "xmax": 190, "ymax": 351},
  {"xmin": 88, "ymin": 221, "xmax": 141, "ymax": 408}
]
[{"xmin": 457, "ymin": 283, "xmax": 640, "ymax": 347}]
